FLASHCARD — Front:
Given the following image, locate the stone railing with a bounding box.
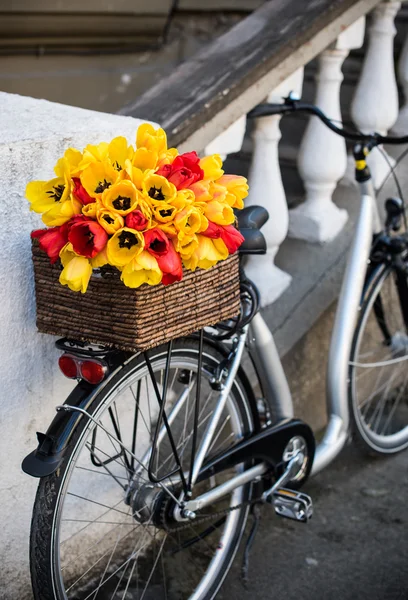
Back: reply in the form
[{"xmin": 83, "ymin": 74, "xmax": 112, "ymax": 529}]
[{"xmin": 122, "ymin": 0, "xmax": 407, "ymax": 306}]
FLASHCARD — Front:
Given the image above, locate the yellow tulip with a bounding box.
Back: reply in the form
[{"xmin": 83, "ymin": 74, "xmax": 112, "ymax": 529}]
[
  {"xmin": 59, "ymin": 242, "xmax": 78, "ymax": 267},
  {"xmin": 80, "ymin": 161, "xmax": 119, "ymax": 199},
  {"xmin": 176, "ymin": 233, "xmax": 199, "ymax": 260},
  {"xmin": 90, "ymin": 246, "xmax": 109, "ymax": 268},
  {"xmin": 174, "ymin": 189, "xmax": 195, "ymax": 209},
  {"xmin": 54, "ymin": 148, "xmax": 83, "ymax": 178},
  {"xmin": 204, "ymin": 201, "xmax": 235, "ymax": 225},
  {"xmin": 153, "ymin": 203, "xmax": 178, "ymax": 224},
  {"xmin": 121, "ymin": 250, "xmax": 162, "ymax": 288},
  {"xmin": 142, "ymin": 173, "xmax": 177, "ymax": 205},
  {"xmin": 42, "ymin": 198, "xmax": 81, "ymax": 227},
  {"xmin": 123, "ymin": 160, "xmax": 144, "ymax": 190},
  {"xmin": 157, "ymin": 147, "xmax": 178, "ymax": 168},
  {"xmin": 108, "ymin": 136, "xmax": 134, "ymax": 172},
  {"xmin": 209, "ymin": 182, "xmax": 228, "ymax": 204},
  {"xmin": 216, "ymin": 174, "xmax": 248, "ymax": 209},
  {"xmin": 97, "ymin": 208, "xmax": 124, "ymax": 234},
  {"xmin": 79, "ymin": 142, "xmax": 109, "ymax": 170},
  {"xmin": 82, "ymin": 201, "xmax": 99, "ymax": 219},
  {"xmin": 59, "ymin": 255, "xmax": 93, "ymax": 293},
  {"xmin": 174, "ymin": 207, "xmax": 208, "ymax": 238},
  {"xmin": 183, "ymin": 235, "xmax": 228, "ymax": 271},
  {"xmin": 26, "ymin": 177, "xmax": 70, "ymax": 214},
  {"xmin": 199, "ymin": 154, "xmax": 224, "ymax": 180},
  {"xmin": 136, "ymin": 123, "xmax": 167, "ymax": 154},
  {"xmin": 107, "ymin": 227, "xmax": 144, "ymax": 267},
  {"xmin": 133, "ymin": 147, "xmax": 158, "ymax": 171},
  {"xmin": 102, "ymin": 180, "xmax": 139, "ymax": 216}
]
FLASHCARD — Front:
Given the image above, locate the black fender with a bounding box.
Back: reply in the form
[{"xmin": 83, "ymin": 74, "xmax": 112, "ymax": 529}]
[{"xmin": 22, "ymin": 353, "xmax": 132, "ymax": 478}]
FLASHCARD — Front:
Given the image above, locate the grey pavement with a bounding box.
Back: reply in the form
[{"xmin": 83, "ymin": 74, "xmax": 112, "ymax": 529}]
[{"xmin": 221, "ymin": 444, "xmax": 408, "ymax": 600}]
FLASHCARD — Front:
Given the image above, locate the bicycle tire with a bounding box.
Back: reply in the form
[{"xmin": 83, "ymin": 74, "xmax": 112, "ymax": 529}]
[
  {"xmin": 30, "ymin": 338, "xmax": 260, "ymax": 600},
  {"xmin": 349, "ymin": 262, "xmax": 408, "ymax": 455}
]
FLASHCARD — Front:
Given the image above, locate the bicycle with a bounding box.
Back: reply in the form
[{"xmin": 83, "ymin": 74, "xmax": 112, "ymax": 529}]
[{"xmin": 22, "ymin": 95, "xmax": 408, "ymax": 600}]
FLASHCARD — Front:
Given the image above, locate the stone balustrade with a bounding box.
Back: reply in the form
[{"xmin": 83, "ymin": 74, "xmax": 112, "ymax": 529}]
[{"xmin": 203, "ymin": 1, "xmax": 407, "ymax": 301}]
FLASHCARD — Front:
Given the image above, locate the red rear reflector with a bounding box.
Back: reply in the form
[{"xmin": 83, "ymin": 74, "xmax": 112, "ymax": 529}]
[
  {"xmin": 80, "ymin": 360, "xmax": 106, "ymax": 384},
  {"xmin": 58, "ymin": 355, "xmax": 78, "ymax": 379}
]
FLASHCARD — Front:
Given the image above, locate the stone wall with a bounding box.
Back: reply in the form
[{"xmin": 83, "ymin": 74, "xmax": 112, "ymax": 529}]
[{"xmin": 0, "ymin": 92, "xmax": 152, "ymax": 598}]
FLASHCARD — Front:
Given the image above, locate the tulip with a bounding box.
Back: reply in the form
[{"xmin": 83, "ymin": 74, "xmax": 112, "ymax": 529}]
[
  {"xmin": 156, "ymin": 147, "xmax": 178, "ymax": 168},
  {"xmin": 79, "ymin": 142, "xmax": 109, "ymax": 170},
  {"xmin": 153, "ymin": 203, "xmax": 177, "ymax": 224},
  {"xmin": 133, "ymin": 147, "xmax": 158, "ymax": 171},
  {"xmin": 26, "ymin": 176, "xmax": 70, "ymax": 214},
  {"xmin": 125, "ymin": 210, "xmax": 149, "ymax": 231},
  {"xmin": 156, "ymin": 151, "xmax": 204, "ymax": 190},
  {"xmin": 54, "ymin": 148, "xmax": 83, "ymax": 178},
  {"xmin": 144, "ymin": 228, "xmax": 182, "ymax": 285},
  {"xmin": 107, "ymin": 227, "xmax": 144, "ymax": 266},
  {"xmin": 204, "ymin": 201, "xmax": 235, "ymax": 226},
  {"xmin": 136, "ymin": 123, "xmax": 167, "ymax": 154},
  {"xmin": 80, "ymin": 160, "xmax": 119, "ymax": 200},
  {"xmin": 90, "ymin": 246, "xmax": 109, "ymax": 268},
  {"xmin": 202, "ymin": 221, "xmax": 245, "ymax": 254},
  {"xmin": 108, "ymin": 136, "xmax": 134, "ymax": 172},
  {"xmin": 102, "ymin": 180, "xmax": 139, "ymax": 216},
  {"xmin": 121, "ymin": 251, "xmax": 162, "ymax": 288},
  {"xmin": 72, "ymin": 177, "xmax": 95, "ymax": 205},
  {"xmin": 82, "ymin": 201, "xmax": 99, "ymax": 219},
  {"xmin": 216, "ymin": 174, "xmax": 248, "ymax": 209},
  {"xmin": 183, "ymin": 235, "xmax": 228, "ymax": 271},
  {"xmin": 31, "ymin": 226, "xmax": 68, "ymax": 264},
  {"xmin": 188, "ymin": 180, "xmax": 212, "ymax": 202},
  {"xmin": 174, "ymin": 207, "xmax": 208, "ymax": 239},
  {"xmin": 59, "ymin": 255, "xmax": 93, "ymax": 293},
  {"xmin": 68, "ymin": 221, "xmax": 108, "ymax": 259},
  {"xmin": 42, "ymin": 198, "xmax": 80, "ymax": 227},
  {"xmin": 142, "ymin": 173, "xmax": 177, "ymax": 205},
  {"xmin": 97, "ymin": 208, "xmax": 124, "ymax": 235},
  {"xmin": 199, "ymin": 154, "xmax": 224, "ymax": 180}
]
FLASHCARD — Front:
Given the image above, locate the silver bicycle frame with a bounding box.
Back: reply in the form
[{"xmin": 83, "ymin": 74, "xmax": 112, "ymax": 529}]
[{"xmin": 247, "ymin": 179, "xmax": 380, "ymax": 476}]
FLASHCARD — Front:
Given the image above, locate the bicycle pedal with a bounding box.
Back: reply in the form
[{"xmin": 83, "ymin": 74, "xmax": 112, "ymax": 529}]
[{"xmin": 270, "ymin": 488, "xmax": 313, "ymax": 523}]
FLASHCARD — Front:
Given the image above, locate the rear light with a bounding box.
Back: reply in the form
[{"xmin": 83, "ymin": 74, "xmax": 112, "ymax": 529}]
[
  {"xmin": 58, "ymin": 353, "xmax": 107, "ymax": 384},
  {"xmin": 80, "ymin": 360, "xmax": 107, "ymax": 384},
  {"xmin": 58, "ymin": 354, "xmax": 78, "ymax": 379}
]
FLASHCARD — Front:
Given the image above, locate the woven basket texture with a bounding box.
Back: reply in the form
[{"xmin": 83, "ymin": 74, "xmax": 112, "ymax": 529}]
[{"xmin": 32, "ymin": 239, "xmax": 240, "ymax": 352}]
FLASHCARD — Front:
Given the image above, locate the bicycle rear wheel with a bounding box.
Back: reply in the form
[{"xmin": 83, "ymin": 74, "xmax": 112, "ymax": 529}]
[
  {"xmin": 30, "ymin": 339, "xmax": 259, "ymax": 600},
  {"xmin": 349, "ymin": 262, "xmax": 408, "ymax": 454}
]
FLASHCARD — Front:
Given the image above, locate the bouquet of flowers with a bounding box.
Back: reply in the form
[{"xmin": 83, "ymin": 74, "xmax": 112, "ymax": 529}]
[{"xmin": 26, "ymin": 124, "xmax": 248, "ymax": 294}]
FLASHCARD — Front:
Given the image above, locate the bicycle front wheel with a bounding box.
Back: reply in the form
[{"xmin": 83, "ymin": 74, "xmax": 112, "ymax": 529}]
[
  {"xmin": 30, "ymin": 339, "xmax": 259, "ymax": 600},
  {"xmin": 349, "ymin": 262, "xmax": 408, "ymax": 454}
]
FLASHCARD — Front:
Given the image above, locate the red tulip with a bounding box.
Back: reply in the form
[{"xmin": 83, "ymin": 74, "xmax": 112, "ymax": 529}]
[
  {"xmin": 219, "ymin": 224, "xmax": 244, "ymax": 253},
  {"xmin": 31, "ymin": 226, "xmax": 68, "ymax": 264},
  {"xmin": 144, "ymin": 229, "xmax": 182, "ymax": 285},
  {"xmin": 202, "ymin": 221, "xmax": 244, "ymax": 253},
  {"xmin": 68, "ymin": 221, "xmax": 108, "ymax": 258},
  {"xmin": 72, "ymin": 177, "xmax": 95, "ymax": 205},
  {"xmin": 144, "ymin": 228, "xmax": 170, "ymax": 256},
  {"xmin": 156, "ymin": 151, "xmax": 204, "ymax": 190},
  {"xmin": 125, "ymin": 210, "xmax": 149, "ymax": 231}
]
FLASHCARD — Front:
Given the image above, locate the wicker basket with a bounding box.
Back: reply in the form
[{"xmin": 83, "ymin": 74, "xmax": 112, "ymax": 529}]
[{"xmin": 32, "ymin": 239, "xmax": 240, "ymax": 352}]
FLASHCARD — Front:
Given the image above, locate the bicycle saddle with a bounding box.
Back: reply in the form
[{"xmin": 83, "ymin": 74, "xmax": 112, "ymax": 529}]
[
  {"xmin": 237, "ymin": 205, "xmax": 269, "ymax": 230},
  {"xmin": 238, "ymin": 206, "xmax": 268, "ymax": 255}
]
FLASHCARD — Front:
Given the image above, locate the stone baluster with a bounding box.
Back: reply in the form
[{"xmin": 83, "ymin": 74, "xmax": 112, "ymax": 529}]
[
  {"xmin": 351, "ymin": 2, "xmax": 401, "ymax": 188},
  {"xmin": 244, "ymin": 68, "xmax": 304, "ymax": 306},
  {"xmin": 289, "ymin": 17, "xmax": 366, "ymax": 243},
  {"xmin": 393, "ymin": 30, "xmax": 408, "ymax": 134},
  {"xmin": 204, "ymin": 115, "xmax": 246, "ymax": 159}
]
